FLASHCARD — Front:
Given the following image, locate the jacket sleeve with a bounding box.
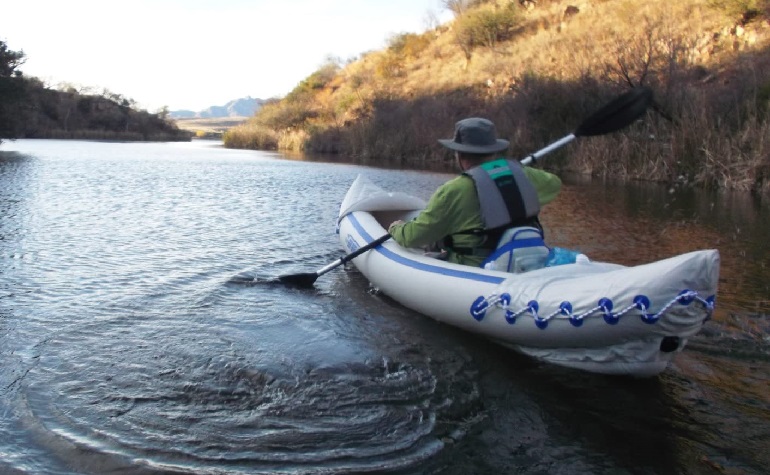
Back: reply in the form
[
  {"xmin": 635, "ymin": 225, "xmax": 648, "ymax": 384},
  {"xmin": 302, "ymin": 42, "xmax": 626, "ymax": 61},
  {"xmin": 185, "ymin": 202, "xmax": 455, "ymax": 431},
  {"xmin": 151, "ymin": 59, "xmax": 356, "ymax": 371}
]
[
  {"xmin": 523, "ymin": 167, "xmax": 562, "ymax": 205},
  {"xmin": 388, "ymin": 181, "xmax": 464, "ymax": 249}
]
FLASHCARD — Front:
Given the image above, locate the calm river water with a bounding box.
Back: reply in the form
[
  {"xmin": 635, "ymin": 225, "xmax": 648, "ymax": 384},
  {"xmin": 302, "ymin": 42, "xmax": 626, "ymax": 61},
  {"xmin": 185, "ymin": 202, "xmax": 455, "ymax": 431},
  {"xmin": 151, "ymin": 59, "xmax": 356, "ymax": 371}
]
[{"xmin": 1, "ymin": 139, "xmax": 768, "ymax": 475}]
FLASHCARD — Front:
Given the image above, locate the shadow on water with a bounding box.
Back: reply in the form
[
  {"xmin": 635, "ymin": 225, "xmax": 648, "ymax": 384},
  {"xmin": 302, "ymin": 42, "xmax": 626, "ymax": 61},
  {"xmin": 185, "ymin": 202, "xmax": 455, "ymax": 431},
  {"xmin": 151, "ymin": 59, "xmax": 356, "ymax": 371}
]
[
  {"xmin": 315, "ymin": 271, "xmax": 672, "ymax": 474},
  {"xmin": 227, "ymin": 249, "xmax": 770, "ymax": 474},
  {"xmin": 412, "ymin": 329, "xmax": 769, "ymax": 475}
]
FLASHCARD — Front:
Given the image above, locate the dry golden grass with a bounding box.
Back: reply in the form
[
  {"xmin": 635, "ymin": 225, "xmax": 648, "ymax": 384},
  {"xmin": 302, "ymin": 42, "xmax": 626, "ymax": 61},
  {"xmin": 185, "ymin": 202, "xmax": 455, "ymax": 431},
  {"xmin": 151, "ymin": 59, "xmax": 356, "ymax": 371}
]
[
  {"xmin": 391, "ymin": 0, "xmax": 768, "ymax": 97},
  {"xmin": 225, "ymin": 0, "xmax": 770, "ymax": 192}
]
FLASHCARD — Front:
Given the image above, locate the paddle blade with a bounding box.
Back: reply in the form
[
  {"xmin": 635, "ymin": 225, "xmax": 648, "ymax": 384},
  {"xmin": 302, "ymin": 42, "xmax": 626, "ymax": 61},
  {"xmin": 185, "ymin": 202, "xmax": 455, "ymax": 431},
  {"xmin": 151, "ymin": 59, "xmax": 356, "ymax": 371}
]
[
  {"xmin": 276, "ymin": 272, "xmax": 319, "ymax": 287},
  {"xmin": 574, "ymin": 87, "xmax": 653, "ymax": 137}
]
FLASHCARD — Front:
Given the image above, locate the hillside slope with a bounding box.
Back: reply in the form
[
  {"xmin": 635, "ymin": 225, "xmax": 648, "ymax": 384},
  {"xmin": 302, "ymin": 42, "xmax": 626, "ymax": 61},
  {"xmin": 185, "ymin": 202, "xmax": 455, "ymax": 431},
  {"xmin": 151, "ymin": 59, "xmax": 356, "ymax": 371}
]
[{"xmin": 225, "ymin": 0, "xmax": 770, "ymax": 192}]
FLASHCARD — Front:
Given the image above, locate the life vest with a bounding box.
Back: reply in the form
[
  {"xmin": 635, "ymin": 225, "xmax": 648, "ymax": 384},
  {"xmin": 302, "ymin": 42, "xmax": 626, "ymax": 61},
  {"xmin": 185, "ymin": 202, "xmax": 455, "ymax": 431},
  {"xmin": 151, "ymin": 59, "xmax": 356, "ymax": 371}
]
[
  {"xmin": 447, "ymin": 158, "xmax": 541, "ymax": 255},
  {"xmin": 447, "ymin": 159, "xmax": 551, "ymax": 272},
  {"xmin": 464, "ymin": 158, "xmax": 541, "ymax": 231}
]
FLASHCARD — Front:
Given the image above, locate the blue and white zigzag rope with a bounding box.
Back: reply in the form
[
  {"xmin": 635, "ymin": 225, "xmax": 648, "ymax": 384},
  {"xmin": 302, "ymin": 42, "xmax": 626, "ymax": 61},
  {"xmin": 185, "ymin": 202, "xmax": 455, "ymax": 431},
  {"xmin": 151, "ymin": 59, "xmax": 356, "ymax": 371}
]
[{"xmin": 470, "ymin": 290, "xmax": 716, "ymax": 329}]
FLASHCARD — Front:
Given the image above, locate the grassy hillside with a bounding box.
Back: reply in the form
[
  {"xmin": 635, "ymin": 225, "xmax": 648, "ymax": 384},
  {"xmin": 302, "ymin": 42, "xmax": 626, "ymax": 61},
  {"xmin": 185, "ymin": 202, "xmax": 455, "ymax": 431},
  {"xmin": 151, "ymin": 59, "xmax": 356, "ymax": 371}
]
[
  {"xmin": 225, "ymin": 0, "xmax": 770, "ymax": 193},
  {"xmin": 0, "ymin": 79, "xmax": 191, "ymax": 143}
]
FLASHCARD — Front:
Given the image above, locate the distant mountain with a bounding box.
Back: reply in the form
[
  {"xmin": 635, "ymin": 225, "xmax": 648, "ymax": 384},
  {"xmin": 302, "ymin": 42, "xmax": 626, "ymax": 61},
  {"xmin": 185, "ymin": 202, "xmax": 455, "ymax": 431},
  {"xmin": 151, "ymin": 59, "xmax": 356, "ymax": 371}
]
[{"xmin": 170, "ymin": 97, "xmax": 265, "ymax": 119}]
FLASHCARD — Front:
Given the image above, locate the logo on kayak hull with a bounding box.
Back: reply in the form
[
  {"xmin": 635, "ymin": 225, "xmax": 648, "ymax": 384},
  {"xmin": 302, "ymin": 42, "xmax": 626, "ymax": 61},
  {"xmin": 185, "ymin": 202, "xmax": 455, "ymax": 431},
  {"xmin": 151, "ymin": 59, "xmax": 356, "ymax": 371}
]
[{"xmin": 346, "ymin": 234, "xmax": 360, "ymax": 253}]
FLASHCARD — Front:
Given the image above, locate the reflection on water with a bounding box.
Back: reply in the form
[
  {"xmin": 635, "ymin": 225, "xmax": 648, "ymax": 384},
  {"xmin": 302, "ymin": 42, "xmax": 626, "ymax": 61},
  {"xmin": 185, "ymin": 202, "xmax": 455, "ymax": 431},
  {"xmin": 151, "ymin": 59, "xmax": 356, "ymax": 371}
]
[
  {"xmin": 546, "ymin": 174, "xmax": 770, "ymax": 320},
  {"xmin": 0, "ymin": 140, "xmax": 768, "ymax": 474}
]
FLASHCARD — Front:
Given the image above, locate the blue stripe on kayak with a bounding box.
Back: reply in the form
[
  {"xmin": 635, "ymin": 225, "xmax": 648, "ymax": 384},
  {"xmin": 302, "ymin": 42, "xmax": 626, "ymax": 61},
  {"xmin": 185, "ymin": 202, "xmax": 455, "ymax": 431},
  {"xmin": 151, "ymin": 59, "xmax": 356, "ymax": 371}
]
[{"xmin": 347, "ymin": 213, "xmax": 506, "ymax": 285}]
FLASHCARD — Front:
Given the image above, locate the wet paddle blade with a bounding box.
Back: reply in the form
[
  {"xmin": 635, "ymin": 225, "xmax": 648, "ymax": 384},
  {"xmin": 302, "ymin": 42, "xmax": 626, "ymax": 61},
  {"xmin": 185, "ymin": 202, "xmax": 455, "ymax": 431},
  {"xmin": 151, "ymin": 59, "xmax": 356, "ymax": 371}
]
[
  {"xmin": 276, "ymin": 272, "xmax": 319, "ymax": 287},
  {"xmin": 574, "ymin": 86, "xmax": 653, "ymax": 137},
  {"xmin": 276, "ymin": 234, "xmax": 391, "ymax": 288}
]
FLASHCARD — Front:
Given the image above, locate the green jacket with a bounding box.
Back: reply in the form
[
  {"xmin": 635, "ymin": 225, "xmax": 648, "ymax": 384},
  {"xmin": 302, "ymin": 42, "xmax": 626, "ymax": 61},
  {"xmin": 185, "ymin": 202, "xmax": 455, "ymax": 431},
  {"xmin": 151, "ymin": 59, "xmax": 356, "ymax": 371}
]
[{"xmin": 388, "ymin": 164, "xmax": 561, "ymax": 267}]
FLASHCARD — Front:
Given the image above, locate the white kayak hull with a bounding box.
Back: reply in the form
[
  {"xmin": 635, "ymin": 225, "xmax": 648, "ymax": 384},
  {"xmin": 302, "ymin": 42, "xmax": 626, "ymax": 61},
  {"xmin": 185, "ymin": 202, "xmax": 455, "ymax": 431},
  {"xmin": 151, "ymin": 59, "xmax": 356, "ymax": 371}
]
[{"xmin": 336, "ymin": 176, "xmax": 719, "ymax": 377}]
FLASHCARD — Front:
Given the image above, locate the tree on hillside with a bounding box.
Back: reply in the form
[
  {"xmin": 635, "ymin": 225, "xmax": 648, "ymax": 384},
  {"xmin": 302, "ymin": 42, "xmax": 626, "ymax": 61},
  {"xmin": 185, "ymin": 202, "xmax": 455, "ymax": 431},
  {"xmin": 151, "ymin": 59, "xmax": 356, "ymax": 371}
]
[
  {"xmin": 0, "ymin": 40, "xmax": 25, "ymax": 77},
  {"xmin": 0, "ymin": 40, "xmax": 29, "ymax": 142}
]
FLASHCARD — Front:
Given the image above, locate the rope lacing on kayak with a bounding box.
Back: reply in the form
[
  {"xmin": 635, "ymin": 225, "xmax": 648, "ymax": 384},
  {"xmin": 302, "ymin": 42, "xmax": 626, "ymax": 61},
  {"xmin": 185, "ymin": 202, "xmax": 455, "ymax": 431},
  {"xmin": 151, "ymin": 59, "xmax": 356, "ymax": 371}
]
[{"xmin": 469, "ymin": 290, "xmax": 716, "ymax": 328}]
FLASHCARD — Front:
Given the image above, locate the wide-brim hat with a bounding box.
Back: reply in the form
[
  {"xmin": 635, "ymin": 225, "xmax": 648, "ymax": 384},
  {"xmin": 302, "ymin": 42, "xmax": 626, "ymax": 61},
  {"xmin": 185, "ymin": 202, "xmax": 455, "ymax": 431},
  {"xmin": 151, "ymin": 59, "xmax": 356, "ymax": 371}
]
[{"xmin": 438, "ymin": 117, "xmax": 509, "ymax": 154}]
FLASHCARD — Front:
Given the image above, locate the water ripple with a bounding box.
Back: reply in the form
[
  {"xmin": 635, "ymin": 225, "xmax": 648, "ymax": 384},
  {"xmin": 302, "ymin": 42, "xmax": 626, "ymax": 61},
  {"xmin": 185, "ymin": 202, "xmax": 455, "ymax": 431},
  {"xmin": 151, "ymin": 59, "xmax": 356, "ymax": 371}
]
[{"xmin": 19, "ymin": 316, "xmax": 462, "ymax": 473}]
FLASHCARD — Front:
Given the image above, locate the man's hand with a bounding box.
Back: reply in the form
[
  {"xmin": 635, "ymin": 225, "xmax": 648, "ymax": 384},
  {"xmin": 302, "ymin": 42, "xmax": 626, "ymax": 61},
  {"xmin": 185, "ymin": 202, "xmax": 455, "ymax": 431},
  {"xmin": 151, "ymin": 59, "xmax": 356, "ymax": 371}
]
[{"xmin": 388, "ymin": 220, "xmax": 404, "ymax": 233}]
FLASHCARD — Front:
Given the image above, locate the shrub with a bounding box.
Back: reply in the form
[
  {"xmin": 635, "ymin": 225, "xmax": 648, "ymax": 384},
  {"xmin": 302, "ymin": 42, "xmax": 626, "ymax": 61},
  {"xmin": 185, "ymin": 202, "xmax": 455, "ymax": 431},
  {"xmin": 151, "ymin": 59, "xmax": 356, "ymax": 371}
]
[
  {"xmin": 223, "ymin": 123, "xmax": 278, "ymax": 150},
  {"xmin": 707, "ymin": 0, "xmax": 768, "ymax": 21},
  {"xmin": 387, "ymin": 32, "xmax": 432, "ymax": 59},
  {"xmin": 454, "ymin": 4, "xmax": 520, "ymax": 50},
  {"xmin": 285, "ymin": 61, "xmax": 340, "ymax": 102},
  {"xmin": 374, "ymin": 52, "xmax": 405, "ymax": 79},
  {"xmin": 253, "ymin": 100, "xmax": 317, "ymax": 130}
]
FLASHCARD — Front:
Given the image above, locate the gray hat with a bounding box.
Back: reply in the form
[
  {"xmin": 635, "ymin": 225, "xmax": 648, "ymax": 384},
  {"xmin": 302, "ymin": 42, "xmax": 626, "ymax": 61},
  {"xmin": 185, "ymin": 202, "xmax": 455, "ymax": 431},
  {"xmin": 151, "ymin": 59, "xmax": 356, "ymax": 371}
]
[{"xmin": 438, "ymin": 117, "xmax": 509, "ymax": 154}]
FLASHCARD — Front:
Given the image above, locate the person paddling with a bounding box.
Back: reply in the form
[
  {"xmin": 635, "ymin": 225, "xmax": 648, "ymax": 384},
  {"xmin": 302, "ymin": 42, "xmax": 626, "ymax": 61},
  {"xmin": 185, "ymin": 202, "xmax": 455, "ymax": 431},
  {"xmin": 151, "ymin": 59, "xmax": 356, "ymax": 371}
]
[{"xmin": 388, "ymin": 117, "xmax": 561, "ymax": 267}]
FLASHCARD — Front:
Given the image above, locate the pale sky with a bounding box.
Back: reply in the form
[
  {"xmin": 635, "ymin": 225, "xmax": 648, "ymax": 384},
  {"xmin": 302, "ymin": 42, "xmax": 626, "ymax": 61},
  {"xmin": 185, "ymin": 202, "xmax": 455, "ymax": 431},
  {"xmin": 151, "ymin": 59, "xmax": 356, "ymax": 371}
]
[{"xmin": 1, "ymin": 0, "xmax": 451, "ymax": 112}]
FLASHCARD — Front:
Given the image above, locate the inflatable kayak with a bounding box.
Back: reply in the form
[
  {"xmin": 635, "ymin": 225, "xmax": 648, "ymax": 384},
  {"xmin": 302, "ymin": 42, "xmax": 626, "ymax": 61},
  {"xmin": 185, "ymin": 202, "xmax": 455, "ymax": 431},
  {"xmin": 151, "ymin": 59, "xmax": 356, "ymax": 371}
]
[{"xmin": 335, "ymin": 175, "xmax": 719, "ymax": 377}]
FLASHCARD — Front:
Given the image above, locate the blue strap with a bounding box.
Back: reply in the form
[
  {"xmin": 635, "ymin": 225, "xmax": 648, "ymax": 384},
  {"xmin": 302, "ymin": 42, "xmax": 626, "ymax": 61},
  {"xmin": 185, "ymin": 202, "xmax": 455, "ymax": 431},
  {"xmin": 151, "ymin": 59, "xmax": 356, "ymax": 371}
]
[
  {"xmin": 481, "ymin": 236, "xmax": 547, "ymax": 268},
  {"xmin": 501, "ymin": 237, "xmax": 545, "ymax": 250}
]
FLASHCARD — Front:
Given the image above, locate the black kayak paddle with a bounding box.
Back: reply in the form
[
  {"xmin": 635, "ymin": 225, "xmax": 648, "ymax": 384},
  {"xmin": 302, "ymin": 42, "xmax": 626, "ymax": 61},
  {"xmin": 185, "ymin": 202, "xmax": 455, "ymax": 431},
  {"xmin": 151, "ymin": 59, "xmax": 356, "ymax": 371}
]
[
  {"xmin": 521, "ymin": 86, "xmax": 653, "ymax": 165},
  {"xmin": 278, "ymin": 233, "xmax": 391, "ymax": 287}
]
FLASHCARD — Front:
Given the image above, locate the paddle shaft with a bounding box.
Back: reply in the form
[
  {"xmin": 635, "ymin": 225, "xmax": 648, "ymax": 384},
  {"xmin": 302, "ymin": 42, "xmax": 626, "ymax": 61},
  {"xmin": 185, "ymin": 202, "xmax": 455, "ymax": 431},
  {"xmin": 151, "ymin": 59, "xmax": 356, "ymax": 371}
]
[
  {"xmin": 520, "ymin": 134, "xmax": 575, "ymax": 166},
  {"xmin": 315, "ymin": 233, "xmax": 391, "ymax": 277}
]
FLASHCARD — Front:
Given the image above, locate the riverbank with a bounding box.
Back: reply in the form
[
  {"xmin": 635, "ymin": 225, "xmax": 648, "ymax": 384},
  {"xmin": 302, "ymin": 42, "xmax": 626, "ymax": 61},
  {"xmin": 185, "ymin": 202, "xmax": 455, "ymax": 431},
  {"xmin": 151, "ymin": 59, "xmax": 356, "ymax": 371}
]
[
  {"xmin": 224, "ymin": 0, "xmax": 770, "ymax": 195},
  {"xmin": 21, "ymin": 129, "xmax": 192, "ymax": 142}
]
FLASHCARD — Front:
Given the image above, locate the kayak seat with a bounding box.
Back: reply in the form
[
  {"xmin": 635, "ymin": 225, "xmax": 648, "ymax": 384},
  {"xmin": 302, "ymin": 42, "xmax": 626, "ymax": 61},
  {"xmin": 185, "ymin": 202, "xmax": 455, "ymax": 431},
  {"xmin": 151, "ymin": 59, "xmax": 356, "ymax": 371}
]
[{"xmin": 481, "ymin": 226, "xmax": 549, "ymax": 273}]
